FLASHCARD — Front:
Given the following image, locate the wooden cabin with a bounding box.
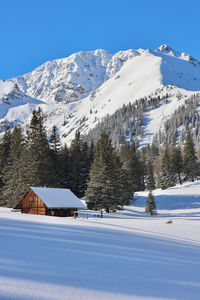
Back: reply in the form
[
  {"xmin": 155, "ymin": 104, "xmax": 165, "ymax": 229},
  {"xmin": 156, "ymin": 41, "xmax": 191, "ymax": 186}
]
[{"xmin": 14, "ymin": 187, "xmax": 86, "ymax": 217}]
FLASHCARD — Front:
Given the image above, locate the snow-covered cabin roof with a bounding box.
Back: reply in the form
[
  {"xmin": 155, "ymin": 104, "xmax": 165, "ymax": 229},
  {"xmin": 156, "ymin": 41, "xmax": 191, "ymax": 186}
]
[{"xmin": 30, "ymin": 187, "xmax": 86, "ymax": 209}]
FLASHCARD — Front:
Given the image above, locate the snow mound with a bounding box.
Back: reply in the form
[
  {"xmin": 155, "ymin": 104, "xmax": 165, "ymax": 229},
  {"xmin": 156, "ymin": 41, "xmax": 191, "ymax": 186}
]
[{"xmin": 135, "ymin": 180, "xmax": 200, "ymax": 215}]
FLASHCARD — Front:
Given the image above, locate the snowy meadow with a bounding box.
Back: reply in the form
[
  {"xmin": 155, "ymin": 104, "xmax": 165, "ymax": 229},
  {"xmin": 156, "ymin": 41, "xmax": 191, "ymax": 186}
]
[{"xmin": 0, "ymin": 181, "xmax": 200, "ymax": 300}]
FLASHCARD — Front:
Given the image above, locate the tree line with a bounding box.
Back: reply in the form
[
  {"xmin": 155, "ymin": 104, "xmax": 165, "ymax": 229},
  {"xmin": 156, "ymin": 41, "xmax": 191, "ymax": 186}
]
[
  {"xmin": 0, "ymin": 108, "xmax": 94, "ymax": 207},
  {"xmin": 85, "ymin": 92, "xmax": 200, "ymax": 150},
  {"xmin": 0, "ymin": 108, "xmax": 199, "ymax": 212}
]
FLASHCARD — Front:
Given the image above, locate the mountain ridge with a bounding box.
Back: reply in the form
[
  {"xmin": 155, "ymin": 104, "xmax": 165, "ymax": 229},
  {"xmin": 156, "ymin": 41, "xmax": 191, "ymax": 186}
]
[{"xmin": 1, "ymin": 44, "xmax": 200, "ymax": 147}]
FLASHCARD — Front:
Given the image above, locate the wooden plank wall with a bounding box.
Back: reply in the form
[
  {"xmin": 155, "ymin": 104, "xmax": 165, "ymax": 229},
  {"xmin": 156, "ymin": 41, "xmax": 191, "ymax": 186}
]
[{"xmin": 21, "ymin": 190, "xmax": 46, "ymax": 215}]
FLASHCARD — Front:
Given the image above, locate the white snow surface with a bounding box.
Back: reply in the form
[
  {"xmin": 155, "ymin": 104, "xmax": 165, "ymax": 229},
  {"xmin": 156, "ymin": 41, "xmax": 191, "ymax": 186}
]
[
  {"xmin": 30, "ymin": 187, "xmax": 86, "ymax": 209},
  {"xmin": 1, "ymin": 180, "xmax": 200, "ymax": 299},
  {"xmin": 13, "ymin": 49, "xmax": 140, "ymax": 104},
  {"xmin": 0, "ymin": 80, "xmax": 43, "ymax": 126},
  {"xmin": 1, "ymin": 44, "xmax": 200, "ymax": 145},
  {"xmin": 0, "ymin": 80, "xmax": 15, "ymax": 99}
]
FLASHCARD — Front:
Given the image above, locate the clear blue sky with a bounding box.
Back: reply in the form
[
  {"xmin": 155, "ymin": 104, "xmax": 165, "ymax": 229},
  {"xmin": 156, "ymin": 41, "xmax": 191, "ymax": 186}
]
[{"xmin": 1, "ymin": 0, "xmax": 200, "ymax": 79}]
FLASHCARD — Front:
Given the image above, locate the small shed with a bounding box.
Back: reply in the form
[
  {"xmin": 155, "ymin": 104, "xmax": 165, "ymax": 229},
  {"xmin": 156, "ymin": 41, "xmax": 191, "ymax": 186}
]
[{"xmin": 14, "ymin": 187, "xmax": 86, "ymax": 217}]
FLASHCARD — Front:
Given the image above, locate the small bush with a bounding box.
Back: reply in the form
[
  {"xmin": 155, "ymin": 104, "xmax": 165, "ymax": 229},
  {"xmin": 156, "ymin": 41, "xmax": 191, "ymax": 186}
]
[{"xmin": 166, "ymin": 220, "xmax": 173, "ymax": 224}]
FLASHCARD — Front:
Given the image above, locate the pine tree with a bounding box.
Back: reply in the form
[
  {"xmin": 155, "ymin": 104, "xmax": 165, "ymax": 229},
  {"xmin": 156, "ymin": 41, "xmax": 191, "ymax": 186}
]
[
  {"xmin": 78, "ymin": 141, "xmax": 90, "ymax": 196},
  {"xmin": 69, "ymin": 130, "xmax": 91, "ymax": 197},
  {"xmin": 159, "ymin": 147, "xmax": 176, "ymax": 189},
  {"xmin": 0, "ymin": 127, "xmax": 11, "ymax": 167},
  {"xmin": 86, "ymin": 132, "xmax": 123, "ymax": 212},
  {"xmin": 58, "ymin": 144, "xmax": 70, "ymax": 188},
  {"xmin": 118, "ymin": 168, "xmax": 133, "ymax": 206},
  {"xmin": 88, "ymin": 140, "xmax": 95, "ymax": 166},
  {"xmin": 69, "ymin": 130, "xmax": 83, "ymax": 197},
  {"xmin": 120, "ymin": 141, "xmax": 145, "ymax": 192},
  {"xmin": 183, "ymin": 128, "xmax": 199, "ymax": 182},
  {"xmin": 69, "ymin": 129, "xmax": 81, "ymax": 196},
  {"xmin": 145, "ymin": 191, "xmax": 157, "ymax": 215},
  {"xmin": 1, "ymin": 126, "xmax": 26, "ymax": 207},
  {"xmin": 0, "ymin": 127, "xmax": 11, "ymax": 202},
  {"xmin": 49, "ymin": 125, "xmax": 61, "ymax": 186},
  {"xmin": 119, "ymin": 139, "xmax": 136, "ymax": 193},
  {"xmin": 49, "ymin": 125, "xmax": 61, "ymax": 158},
  {"xmin": 170, "ymin": 139, "xmax": 183, "ymax": 185},
  {"xmin": 22, "ymin": 108, "xmax": 54, "ymax": 187},
  {"xmin": 146, "ymin": 160, "xmax": 155, "ymax": 190}
]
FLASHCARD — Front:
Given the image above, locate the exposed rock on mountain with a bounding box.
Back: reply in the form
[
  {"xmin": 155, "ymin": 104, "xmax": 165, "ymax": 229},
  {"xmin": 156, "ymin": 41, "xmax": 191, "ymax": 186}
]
[{"xmin": 1, "ymin": 45, "xmax": 200, "ymax": 147}]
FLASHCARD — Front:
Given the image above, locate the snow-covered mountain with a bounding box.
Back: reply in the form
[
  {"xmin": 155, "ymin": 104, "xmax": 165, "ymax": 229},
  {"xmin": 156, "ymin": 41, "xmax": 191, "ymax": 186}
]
[
  {"xmin": 1, "ymin": 44, "xmax": 200, "ymax": 146},
  {"xmin": 13, "ymin": 49, "xmax": 140, "ymax": 104},
  {"xmin": 0, "ymin": 80, "xmax": 43, "ymax": 131}
]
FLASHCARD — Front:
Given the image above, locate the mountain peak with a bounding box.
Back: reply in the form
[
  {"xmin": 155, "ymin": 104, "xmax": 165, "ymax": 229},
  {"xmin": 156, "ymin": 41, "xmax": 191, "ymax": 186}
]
[
  {"xmin": 155, "ymin": 44, "xmax": 200, "ymax": 67},
  {"xmin": 1, "ymin": 45, "xmax": 200, "ymax": 147},
  {"xmin": 156, "ymin": 44, "xmax": 178, "ymax": 55}
]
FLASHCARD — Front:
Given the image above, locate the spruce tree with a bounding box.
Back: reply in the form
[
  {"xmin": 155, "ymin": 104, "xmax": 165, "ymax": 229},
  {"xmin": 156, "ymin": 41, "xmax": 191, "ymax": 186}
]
[
  {"xmin": 118, "ymin": 168, "xmax": 133, "ymax": 206},
  {"xmin": 129, "ymin": 146, "xmax": 145, "ymax": 192},
  {"xmin": 146, "ymin": 160, "xmax": 155, "ymax": 190},
  {"xmin": 79, "ymin": 141, "xmax": 91, "ymax": 196},
  {"xmin": 183, "ymin": 128, "xmax": 199, "ymax": 182},
  {"xmin": 0, "ymin": 127, "xmax": 11, "ymax": 167},
  {"xmin": 69, "ymin": 130, "xmax": 89, "ymax": 197},
  {"xmin": 58, "ymin": 144, "xmax": 70, "ymax": 188},
  {"xmin": 120, "ymin": 140, "xmax": 145, "ymax": 192},
  {"xmin": 22, "ymin": 108, "xmax": 53, "ymax": 187},
  {"xmin": 49, "ymin": 125, "xmax": 61, "ymax": 158},
  {"xmin": 88, "ymin": 140, "xmax": 95, "ymax": 166},
  {"xmin": 119, "ymin": 139, "xmax": 135, "ymax": 193},
  {"xmin": 1, "ymin": 126, "xmax": 26, "ymax": 207},
  {"xmin": 69, "ymin": 129, "xmax": 81, "ymax": 196},
  {"xmin": 159, "ymin": 147, "xmax": 176, "ymax": 189},
  {"xmin": 170, "ymin": 139, "xmax": 183, "ymax": 185},
  {"xmin": 0, "ymin": 127, "xmax": 11, "ymax": 202},
  {"xmin": 145, "ymin": 191, "xmax": 157, "ymax": 215},
  {"xmin": 49, "ymin": 125, "xmax": 61, "ymax": 186},
  {"xmin": 86, "ymin": 132, "xmax": 123, "ymax": 212}
]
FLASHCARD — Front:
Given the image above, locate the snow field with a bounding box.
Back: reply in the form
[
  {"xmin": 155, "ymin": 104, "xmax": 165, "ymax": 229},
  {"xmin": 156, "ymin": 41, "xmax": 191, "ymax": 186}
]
[{"xmin": 1, "ymin": 181, "xmax": 200, "ymax": 299}]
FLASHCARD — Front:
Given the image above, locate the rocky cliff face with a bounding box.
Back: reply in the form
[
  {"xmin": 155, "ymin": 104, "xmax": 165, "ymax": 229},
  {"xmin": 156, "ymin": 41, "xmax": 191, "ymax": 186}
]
[{"xmin": 12, "ymin": 49, "xmax": 140, "ymax": 104}]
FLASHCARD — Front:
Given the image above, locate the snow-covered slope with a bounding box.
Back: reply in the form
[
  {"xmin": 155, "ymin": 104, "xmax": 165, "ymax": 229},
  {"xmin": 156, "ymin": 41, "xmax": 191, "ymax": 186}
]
[
  {"xmin": 13, "ymin": 49, "xmax": 140, "ymax": 104},
  {"xmin": 0, "ymin": 80, "xmax": 43, "ymax": 131},
  {"xmin": 1, "ymin": 44, "xmax": 200, "ymax": 145},
  {"xmin": 135, "ymin": 180, "xmax": 200, "ymax": 213},
  {"xmin": 1, "ymin": 180, "xmax": 200, "ymax": 300},
  {"xmin": 41, "ymin": 46, "xmax": 200, "ymax": 145}
]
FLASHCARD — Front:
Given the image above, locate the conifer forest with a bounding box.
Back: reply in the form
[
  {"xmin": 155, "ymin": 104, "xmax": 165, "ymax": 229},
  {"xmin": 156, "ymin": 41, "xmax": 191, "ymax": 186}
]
[{"xmin": 0, "ymin": 108, "xmax": 199, "ymax": 211}]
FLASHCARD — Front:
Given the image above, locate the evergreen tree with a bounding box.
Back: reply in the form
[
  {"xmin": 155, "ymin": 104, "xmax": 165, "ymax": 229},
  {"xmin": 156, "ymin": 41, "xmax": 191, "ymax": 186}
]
[
  {"xmin": 159, "ymin": 147, "xmax": 176, "ymax": 189},
  {"xmin": 118, "ymin": 167, "xmax": 134, "ymax": 206},
  {"xmin": 120, "ymin": 141, "xmax": 145, "ymax": 192},
  {"xmin": 49, "ymin": 125, "xmax": 61, "ymax": 158},
  {"xmin": 86, "ymin": 132, "xmax": 124, "ymax": 212},
  {"xmin": 0, "ymin": 127, "xmax": 11, "ymax": 167},
  {"xmin": 22, "ymin": 108, "xmax": 53, "ymax": 187},
  {"xmin": 170, "ymin": 139, "xmax": 183, "ymax": 185},
  {"xmin": 146, "ymin": 160, "xmax": 155, "ymax": 190},
  {"xmin": 49, "ymin": 125, "xmax": 61, "ymax": 186},
  {"xmin": 0, "ymin": 127, "xmax": 11, "ymax": 201},
  {"xmin": 145, "ymin": 191, "xmax": 157, "ymax": 215},
  {"xmin": 58, "ymin": 144, "xmax": 70, "ymax": 188},
  {"xmin": 88, "ymin": 140, "xmax": 95, "ymax": 166},
  {"xmin": 183, "ymin": 128, "xmax": 199, "ymax": 182},
  {"xmin": 1, "ymin": 126, "xmax": 26, "ymax": 207},
  {"xmin": 69, "ymin": 129, "xmax": 82, "ymax": 196},
  {"xmin": 69, "ymin": 129, "xmax": 91, "ymax": 197}
]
